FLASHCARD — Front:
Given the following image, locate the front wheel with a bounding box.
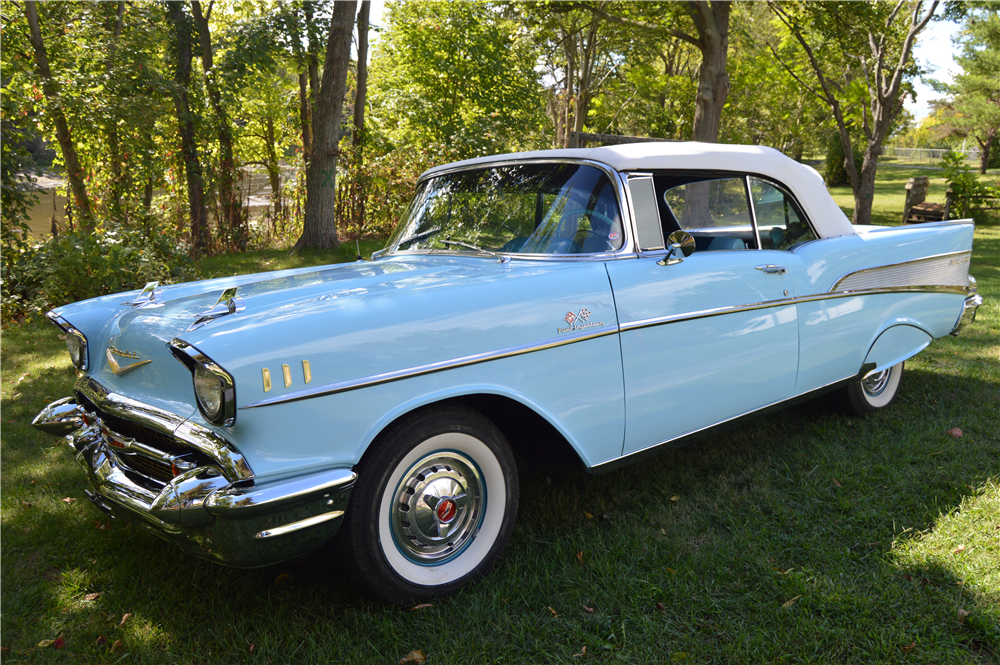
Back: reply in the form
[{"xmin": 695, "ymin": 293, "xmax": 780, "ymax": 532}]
[
  {"xmin": 342, "ymin": 404, "xmax": 518, "ymax": 604},
  {"xmin": 842, "ymin": 362, "xmax": 904, "ymax": 415}
]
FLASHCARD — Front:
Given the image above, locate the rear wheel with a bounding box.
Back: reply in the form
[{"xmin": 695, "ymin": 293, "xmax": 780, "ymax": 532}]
[
  {"xmin": 342, "ymin": 404, "xmax": 518, "ymax": 604},
  {"xmin": 842, "ymin": 362, "xmax": 904, "ymax": 415}
]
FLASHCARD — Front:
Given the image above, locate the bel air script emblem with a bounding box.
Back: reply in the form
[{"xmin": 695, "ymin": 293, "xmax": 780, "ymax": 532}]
[
  {"xmin": 557, "ymin": 307, "xmax": 604, "ymax": 334},
  {"xmin": 106, "ymin": 344, "xmax": 151, "ymax": 376}
]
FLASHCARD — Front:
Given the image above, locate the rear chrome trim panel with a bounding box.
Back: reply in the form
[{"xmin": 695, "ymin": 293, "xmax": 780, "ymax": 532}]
[{"xmin": 832, "ymin": 251, "xmax": 972, "ymax": 292}]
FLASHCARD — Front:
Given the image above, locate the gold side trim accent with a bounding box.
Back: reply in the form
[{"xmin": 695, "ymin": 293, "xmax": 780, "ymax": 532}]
[
  {"xmin": 282, "ymin": 364, "xmax": 292, "ymax": 388},
  {"xmin": 302, "ymin": 360, "xmax": 312, "ymax": 384},
  {"xmin": 105, "ymin": 349, "xmax": 152, "ymax": 376},
  {"xmin": 262, "ymin": 368, "xmax": 272, "ymax": 392}
]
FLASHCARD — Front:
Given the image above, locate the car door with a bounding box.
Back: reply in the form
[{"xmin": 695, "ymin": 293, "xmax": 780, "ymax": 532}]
[{"xmin": 606, "ymin": 173, "xmax": 806, "ymax": 457}]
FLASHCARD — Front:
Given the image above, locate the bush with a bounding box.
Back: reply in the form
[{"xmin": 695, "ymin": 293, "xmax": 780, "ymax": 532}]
[
  {"xmin": 823, "ymin": 132, "xmax": 864, "ymax": 186},
  {"xmin": 1, "ymin": 225, "xmax": 193, "ymax": 325}
]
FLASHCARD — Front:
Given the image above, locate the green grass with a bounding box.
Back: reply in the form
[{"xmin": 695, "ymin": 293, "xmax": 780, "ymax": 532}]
[{"xmin": 2, "ymin": 191, "xmax": 998, "ymax": 663}]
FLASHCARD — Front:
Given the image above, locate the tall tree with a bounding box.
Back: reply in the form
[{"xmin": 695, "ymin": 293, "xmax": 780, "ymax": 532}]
[
  {"xmin": 353, "ymin": 1, "xmax": 371, "ymax": 148},
  {"xmin": 293, "ymin": 0, "xmax": 355, "ymax": 251},
  {"xmin": 192, "ymin": 0, "xmax": 245, "ymax": 247},
  {"xmin": 22, "ymin": 1, "xmax": 95, "ymax": 231},
  {"xmin": 166, "ymin": 1, "xmax": 210, "ymax": 254},
  {"xmin": 566, "ymin": 1, "xmax": 732, "ymax": 143},
  {"xmin": 935, "ymin": 2, "xmax": 1000, "ymax": 173},
  {"xmin": 768, "ymin": 0, "xmax": 939, "ymax": 225}
]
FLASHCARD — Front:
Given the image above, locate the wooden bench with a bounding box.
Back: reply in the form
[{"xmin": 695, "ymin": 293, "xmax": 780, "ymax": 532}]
[{"xmin": 903, "ymin": 176, "xmax": 947, "ymax": 224}]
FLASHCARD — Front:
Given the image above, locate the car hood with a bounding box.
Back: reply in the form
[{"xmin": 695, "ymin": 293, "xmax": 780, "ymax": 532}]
[{"xmin": 56, "ymin": 255, "xmax": 617, "ymax": 416}]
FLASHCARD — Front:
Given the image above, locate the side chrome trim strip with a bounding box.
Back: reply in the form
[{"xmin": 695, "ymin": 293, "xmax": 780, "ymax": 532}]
[
  {"xmin": 619, "ymin": 284, "xmax": 969, "ymax": 333},
  {"xmin": 591, "ymin": 363, "xmax": 876, "ymax": 474},
  {"xmin": 240, "ymin": 326, "xmax": 618, "ymax": 409},
  {"xmin": 255, "ymin": 510, "xmax": 345, "ymax": 539}
]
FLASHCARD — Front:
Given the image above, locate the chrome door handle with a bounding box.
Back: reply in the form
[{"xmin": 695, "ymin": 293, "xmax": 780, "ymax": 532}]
[{"xmin": 755, "ymin": 264, "xmax": 787, "ymax": 275}]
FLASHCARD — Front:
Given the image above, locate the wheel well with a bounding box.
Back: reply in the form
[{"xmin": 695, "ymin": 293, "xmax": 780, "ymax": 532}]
[{"xmin": 453, "ymin": 395, "xmax": 586, "ymax": 474}]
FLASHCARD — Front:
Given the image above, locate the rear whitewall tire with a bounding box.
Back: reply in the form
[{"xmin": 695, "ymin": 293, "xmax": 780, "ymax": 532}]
[
  {"xmin": 343, "ymin": 404, "xmax": 518, "ymax": 604},
  {"xmin": 844, "ymin": 362, "xmax": 904, "ymax": 415}
]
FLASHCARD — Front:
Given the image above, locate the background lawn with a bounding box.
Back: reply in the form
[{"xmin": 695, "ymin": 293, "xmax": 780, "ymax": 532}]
[{"xmin": 2, "ymin": 170, "xmax": 997, "ymax": 663}]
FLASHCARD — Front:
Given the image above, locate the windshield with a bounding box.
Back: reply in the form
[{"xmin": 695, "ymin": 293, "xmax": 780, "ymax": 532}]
[{"xmin": 386, "ymin": 163, "xmax": 625, "ymax": 256}]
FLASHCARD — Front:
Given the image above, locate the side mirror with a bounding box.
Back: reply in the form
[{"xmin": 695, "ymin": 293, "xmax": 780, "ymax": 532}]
[{"xmin": 657, "ymin": 230, "xmax": 695, "ymax": 266}]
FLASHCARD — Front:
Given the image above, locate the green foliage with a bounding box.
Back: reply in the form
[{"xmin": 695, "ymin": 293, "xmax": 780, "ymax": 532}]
[
  {"xmin": 1, "ymin": 225, "xmax": 193, "ymax": 326},
  {"xmin": 368, "ymin": 1, "xmax": 547, "ymax": 158},
  {"xmin": 823, "ymin": 131, "xmax": 863, "ymax": 186}
]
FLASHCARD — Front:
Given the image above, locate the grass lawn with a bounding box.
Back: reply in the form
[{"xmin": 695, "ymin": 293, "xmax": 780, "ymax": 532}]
[{"xmin": 2, "ymin": 171, "xmax": 998, "ymax": 663}]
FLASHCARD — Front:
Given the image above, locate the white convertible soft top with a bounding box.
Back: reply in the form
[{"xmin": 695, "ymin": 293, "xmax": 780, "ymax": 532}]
[{"xmin": 421, "ymin": 142, "xmax": 856, "ymax": 239}]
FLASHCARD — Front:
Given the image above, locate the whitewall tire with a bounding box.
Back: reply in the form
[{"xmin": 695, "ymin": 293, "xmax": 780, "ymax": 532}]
[{"xmin": 843, "ymin": 362, "xmax": 904, "ymax": 415}]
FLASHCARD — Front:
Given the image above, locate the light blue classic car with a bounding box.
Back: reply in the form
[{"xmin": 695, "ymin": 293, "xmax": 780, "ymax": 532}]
[{"xmin": 33, "ymin": 143, "xmax": 982, "ymax": 603}]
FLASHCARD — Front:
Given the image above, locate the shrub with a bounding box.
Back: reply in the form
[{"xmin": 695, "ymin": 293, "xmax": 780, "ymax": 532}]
[
  {"xmin": 1, "ymin": 224, "xmax": 193, "ymax": 325},
  {"xmin": 823, "ymin": 132, "xmax": 864, "ymax": 186}
]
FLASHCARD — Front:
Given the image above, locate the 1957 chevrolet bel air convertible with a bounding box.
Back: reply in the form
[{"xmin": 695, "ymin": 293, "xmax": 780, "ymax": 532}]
[{"xmin": 33, "ymin": 143, "xmax": 982, "ymax": 603}]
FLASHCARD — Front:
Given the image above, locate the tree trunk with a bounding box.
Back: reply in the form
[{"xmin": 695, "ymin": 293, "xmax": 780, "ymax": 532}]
[
  {"xmin": 166, "ymin": 2, "xmax": 210, "ymax": 255},
  {"xmin": 352, "ymin": 1, "xmax": 371, "ymax": 229},
  {"xmin": 105, "ymin": 1, "xmax": 126, "ymax": 221},
  {"xmin": 23, "ymin": 1, "xmax": 95, "ymax": 231},
  {"xmin": 265, "ymin": 115, "xmax": 281, "ymax": 218},
  {"xmin": 299, "ymin": 72, "xmax": 311, "ymax": 164},
  {"xmin": 977, "ymin": 129, "xmax": 995, "ymax": 175},
  {"xmin": 293, "ymin": 0, "xmax": 355, "ymax": 251},
  {"xmin": 192, "ymin": 1, "xmax": 244, "ymax": 249},
  {"xmin": 688, "ymin": 1, "xmax": 731, "ymax": 143}
]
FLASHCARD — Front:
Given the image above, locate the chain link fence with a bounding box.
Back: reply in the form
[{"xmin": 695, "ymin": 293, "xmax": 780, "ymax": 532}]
[{"xmin": 884, "ymin": 147, "xmax": 981, "ymax": 164}]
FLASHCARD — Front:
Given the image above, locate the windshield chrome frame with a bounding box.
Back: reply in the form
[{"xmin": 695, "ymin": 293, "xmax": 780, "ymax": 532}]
[{"xmin": 383, "ymin": 158, "xmax": 637, "ymax": 261}]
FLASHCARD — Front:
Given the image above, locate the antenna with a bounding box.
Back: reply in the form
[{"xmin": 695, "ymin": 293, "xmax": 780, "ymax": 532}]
[{"xmin": 356, "ymin": 239, "xmax": 363, "ymax": 262}]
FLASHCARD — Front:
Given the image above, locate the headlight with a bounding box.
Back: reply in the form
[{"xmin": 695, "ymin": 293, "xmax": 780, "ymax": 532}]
[
  {"xmin": 47, "ymin": 312, "xmax": 88, "ymax": 371},
  {"xmin": 168, "ymin": 339, "xmax": 236, "ymax": 426},
  {"xmin": 65, "ymin": 331, "xmax": 88, "ymax": 370},
  {"xmin": 194, "ymin": 364, "xmax": 224, "ymax": 421}
]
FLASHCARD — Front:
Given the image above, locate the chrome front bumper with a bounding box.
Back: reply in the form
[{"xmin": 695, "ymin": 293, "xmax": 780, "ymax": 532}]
[{"xmin": 33, "ymin": 389, "xmax": 355, "ymax": 568}]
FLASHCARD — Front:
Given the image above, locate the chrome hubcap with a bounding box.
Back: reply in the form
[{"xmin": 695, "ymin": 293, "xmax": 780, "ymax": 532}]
[
  {"xmin": 862, "ymin": 368, "xmax": 891, "ymax": 397},
  {"xmin": 390, "ymin": 451, "xmax": 484, "ymax": 563}
]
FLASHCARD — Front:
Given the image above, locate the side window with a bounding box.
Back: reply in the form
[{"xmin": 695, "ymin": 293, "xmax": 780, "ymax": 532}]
[
  {"xmin": 662, "ymin": 177, "xmax": 753, "ymax": 251},
  {"xmin": 749, "ymin": 178, "xmax": 816, "ymax": 250}
]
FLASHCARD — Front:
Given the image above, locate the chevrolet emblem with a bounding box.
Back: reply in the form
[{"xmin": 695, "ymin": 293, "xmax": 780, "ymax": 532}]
[{"xmin": 106, "ymin": 348, "xmax": 151, "ymax": 376}]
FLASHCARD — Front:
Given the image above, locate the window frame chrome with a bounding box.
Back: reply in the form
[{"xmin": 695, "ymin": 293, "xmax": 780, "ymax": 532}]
[{"xmin": 383, "ymin": 158, "xmax": 637, "ymax": 261}]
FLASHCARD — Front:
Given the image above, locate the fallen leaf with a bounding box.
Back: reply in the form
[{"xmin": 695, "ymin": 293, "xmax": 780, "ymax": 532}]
[
  {"xmin": 274, "ymin": 573, "xmax": 292, "ymax": 585},
  {"xmin": 671, "ymin": 653, "xmax": 689, "ymax": 662},
  {"xmin": 21, "ymin": 500, "xmax": 31, "ymax": 509},
  {"xmin": 52, "ymin": 637, "xmax": 65, "ymax": 650},
  {"xmin": 37, "ymin": 640, "xmax": 54, "ymax": 648},
  {"xmin": 582, "ymin": 605, "xmax": 594, "ymax": 613},
  {"xmin": 62, "ymin": 497, "xmax": 77, "ymax": 504},
  {"xmin": 583, "ymin": 510, "xmax": 594, "ymax": 519},
  {"xmin": 782, "ymin": 595, "xmax": 802, "ymax": 608},
  {"xmin": 84, "ymin": 592, "xmax": 102, "ymax": 601},
  {"xmin": 670, "ymin": 495, "xmax": 680, "ymax": 502},
  {"xmin": 547, "ymin": 606, "xmax": 558, "ymax": 617},
  {"xmin": 901, "ymin": 642, "xmax": 916, "ymax": 651},
  {"xmin": 97, "ymin": 521, "xmax": 110, "ymax": 531},
  {"xmin": 831, "ymin": 478, "xmax": 842, "ymax": 487},
  {"xmin": 1, "ymin": 646, "xmax": 9, "ymax": 653},
  {"xmin": 111, "ymin": 639, "xmax": 122, "ymax": 652},
  {"xmin": 58, "ymin": 334, "xmax": 66, "ymax": 340},
  {"xmin": 399, "ymin": 649, "xmax": 426, "ymax": 664},
  {"xmin": 410, "ymin": 604, "xmax": 434, "ymax": 611},
  {"xmin": 573, "ymin": 645, "xmax": 587, "ymax": 657},
  {"xmin": 576, "ymin": 551, "xmax": 584, "ymax": 565},
  {"xmin": 953, "ymin": 545, "xmax": 966, "ymax": 554},
  {"xmin": 958, "ymin": 608, "xmax": 970, "ymax": 623},
  {"xmin": 948, "ymin": 428, "xmax": 963, "ymax": 438},
  {"xmin": 656, "ymin": 602, "xmax": 666, "ymax": 613},
  {"xmin": 666, "ymin": 567, "xmax": 677, "ymax": 574},
  {"xmin": 248, "ymin": 643, "xmax": 255, "ymax": 654},
  {"xmin": 96, "ymin": 635, "xmax": 107, "ymax": 646},
  {"xmin": 119, "ymin": 613, "xmax": 131, "ymax": 626}
]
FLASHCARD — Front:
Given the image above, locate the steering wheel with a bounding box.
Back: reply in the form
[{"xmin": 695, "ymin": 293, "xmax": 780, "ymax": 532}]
[{"xmin": 563, "ymin": 208, "xmax": 618, "ymax": 251}]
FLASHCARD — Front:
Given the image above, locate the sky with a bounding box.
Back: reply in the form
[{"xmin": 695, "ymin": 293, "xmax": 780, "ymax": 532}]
[{"xmin": 906, "ymin": 18, "xmax": 961, "ymax": 121}]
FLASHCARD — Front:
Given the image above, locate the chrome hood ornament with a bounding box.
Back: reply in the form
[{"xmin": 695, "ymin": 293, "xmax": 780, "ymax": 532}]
[{"xmin": 189, "ymin": 287, "xmax": 246, "ymax": 331}]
